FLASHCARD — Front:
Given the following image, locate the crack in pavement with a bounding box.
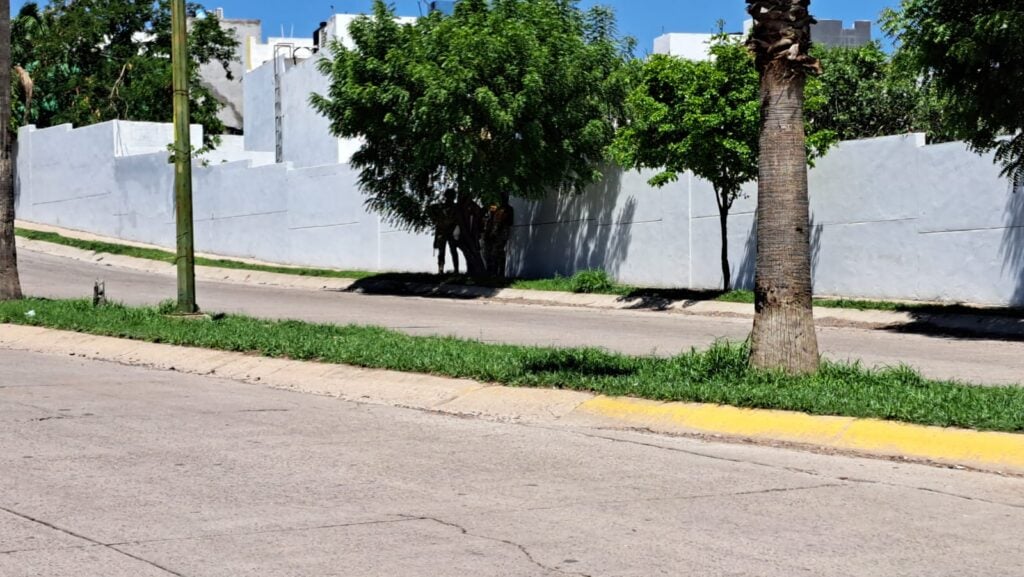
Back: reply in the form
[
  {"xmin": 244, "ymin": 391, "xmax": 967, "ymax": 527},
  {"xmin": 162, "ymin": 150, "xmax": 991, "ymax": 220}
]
[
  {"xmin": 492, "ymin": 483, "xmax": 847, "ymax": 516},
  {"xmin": 103, "ymin": 517, "xmax": 415, "ymax": 548},
  {"xmin": 543, "ymin": 427, "xmax": 1024, "ymax": 510},
  {"xmin": 0, "ymin": 543, "xmax": 102, "ymax": 556},
  {"xmin": 3, "ymin": 511, "xmax": 602, "ymax": 576},
  {"xmin": 0, "ymin": 506, "xmax": 187, "ymax": 576},
  {"xmin": 832, "ymin": 477, "xmax": 1024, "ymax": 510},
  {"xmin": 400, "ymin": 514, "xmax": 594, "ymax": 577}
]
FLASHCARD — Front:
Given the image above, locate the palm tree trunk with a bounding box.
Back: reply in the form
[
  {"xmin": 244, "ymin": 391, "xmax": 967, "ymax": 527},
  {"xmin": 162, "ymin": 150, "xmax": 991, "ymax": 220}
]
[
  {"xmin": 749, "ymin": 62, "xmax": 818, "ymax": 373},
  {"xmin": 0, "ymin": 0, "xmax": 22, "ymax": 301}
]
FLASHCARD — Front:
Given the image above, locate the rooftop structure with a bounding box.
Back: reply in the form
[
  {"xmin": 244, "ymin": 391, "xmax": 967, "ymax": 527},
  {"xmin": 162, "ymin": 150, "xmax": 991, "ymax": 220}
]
[
  {"xmin": 742, "ymin": 19, "xmax": 873, "ymax": 49},
  {"xmin": 654, "ymin": 19, "xmax": 873, "ymax": 61}
]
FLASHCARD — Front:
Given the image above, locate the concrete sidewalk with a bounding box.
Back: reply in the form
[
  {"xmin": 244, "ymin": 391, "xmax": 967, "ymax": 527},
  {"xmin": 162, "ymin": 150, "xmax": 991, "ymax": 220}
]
[{"xmin": 18, "ymin": 220, "xmax": 1024, "ymax": 339}]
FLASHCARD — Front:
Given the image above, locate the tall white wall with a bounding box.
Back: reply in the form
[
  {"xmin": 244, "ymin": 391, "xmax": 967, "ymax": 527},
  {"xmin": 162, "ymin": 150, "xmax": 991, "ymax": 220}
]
[
  {"xmin": 14, "ymin": 121, "xmax": 402, "ymax": 271},
  {"xmin": 15, "ymin": 121, "xmax": 1024, "ymax": 307}
]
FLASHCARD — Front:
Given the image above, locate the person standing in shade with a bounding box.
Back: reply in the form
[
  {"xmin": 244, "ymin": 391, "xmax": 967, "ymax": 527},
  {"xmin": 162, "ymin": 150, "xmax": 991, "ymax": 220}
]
[{"xmin": 429, "ymin": 189, "xmax": 460, "ymax": 275}]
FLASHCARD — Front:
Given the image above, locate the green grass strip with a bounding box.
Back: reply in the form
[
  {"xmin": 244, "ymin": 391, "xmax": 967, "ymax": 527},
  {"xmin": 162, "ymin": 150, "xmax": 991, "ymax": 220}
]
[
  {"xmin": 15, "ymin": 228, "xmax": 377, "ymax": 280},
  {"xmin": 2, "ymin": 298, "xmax": 1022, "ymax": 433}
]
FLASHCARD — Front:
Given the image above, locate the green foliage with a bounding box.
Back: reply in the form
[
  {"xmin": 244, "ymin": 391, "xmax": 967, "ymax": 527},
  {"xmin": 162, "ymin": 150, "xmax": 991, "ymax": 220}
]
[
  {"xmin": 884, "ymin": 0, "xmax": 1024, "ymax": 180},
  {"xmin": 311, "ymin": 0, "xmax": 633, "ymax": 232},
  {"xmin": 3, "ymin": 297, "xmax": 1024, "ymax": 431},
  {"xmin": 567, "ymin": 269, "xmax": 616, "ymax": 294},
  {"xmin": 809, "ymin": 41, "xmax": 951, "ymax": 142},
  {"xmin": 613, "ymin": 33, "xmax": 834, "ymax": 205},
  {"xmin": 612, "ymin": 35, "xmax": 758, "ymax": 202},
  {"xmin": 612, "ymin": 32, "xmax": 834, "ymax": 290},
  {"xmin": 11, "ymin": 1, "xmax": 239, "ymax": 147}
]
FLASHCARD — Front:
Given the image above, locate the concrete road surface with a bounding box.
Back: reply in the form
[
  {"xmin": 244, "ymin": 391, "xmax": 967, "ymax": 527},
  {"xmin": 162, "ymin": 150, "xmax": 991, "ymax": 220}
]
[
  {"xmin": 17, "ymin": 249, "xmax": 1024, "ymax": 385},
  {"xmin": 2, "ymin": 349, "xmax": 1023, "ymax": 576}
]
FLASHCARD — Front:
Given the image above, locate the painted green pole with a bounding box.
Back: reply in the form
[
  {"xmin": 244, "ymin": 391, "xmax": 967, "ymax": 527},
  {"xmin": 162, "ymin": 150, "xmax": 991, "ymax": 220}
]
[{"xmin": 171, "ymin": 0, "xmax": 197, "ymax": 313}]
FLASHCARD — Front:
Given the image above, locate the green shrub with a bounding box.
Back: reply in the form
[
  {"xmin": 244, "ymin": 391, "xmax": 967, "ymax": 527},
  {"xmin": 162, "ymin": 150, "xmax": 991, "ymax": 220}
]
[{"xmin": 569, "ymin": 269, "xmax": 616, "ymax": 294}]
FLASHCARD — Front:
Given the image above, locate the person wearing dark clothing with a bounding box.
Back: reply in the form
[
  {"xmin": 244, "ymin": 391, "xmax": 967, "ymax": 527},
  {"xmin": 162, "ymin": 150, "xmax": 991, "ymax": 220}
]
[{"xmin": 429, "ymin": 191, "xmax": 460, "ymax": 275}]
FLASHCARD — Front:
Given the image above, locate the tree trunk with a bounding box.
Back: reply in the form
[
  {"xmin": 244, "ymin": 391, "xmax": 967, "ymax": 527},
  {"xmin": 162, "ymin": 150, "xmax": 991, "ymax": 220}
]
[
  {"xmin": 483, "ymin": 201, "xmax": 513, "ymax": 278},
  {"xmin": 748, "ymin": 62, "xmax": 819, "ymax": 373},
  {"xmin": 453, "ymin": 198, "xmax": 487, "ymax": 276},
  {"xmin": 716, "ymin": 188, "xmax": 731, "ymax": 292},
  {"xmin": 455, "ymin": 234, "xmax": 487, "ymax": 276},
  {"xmin": 0, "ymin": 0, "xmax": 22, "ymax": 301}
]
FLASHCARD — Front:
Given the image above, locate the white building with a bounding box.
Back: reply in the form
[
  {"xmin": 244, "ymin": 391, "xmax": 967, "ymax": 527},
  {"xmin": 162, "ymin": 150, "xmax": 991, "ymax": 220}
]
[
  {"xmin": 654, "ymin": 19, "xmax": 873, "ymax": 61},
  {"xmin": 652, "ymin": 33, "xmax": 726, "ymax": 61},
  {"xmin": 242, "ymin": 13, "xmax": 418, "ymax": 166}
]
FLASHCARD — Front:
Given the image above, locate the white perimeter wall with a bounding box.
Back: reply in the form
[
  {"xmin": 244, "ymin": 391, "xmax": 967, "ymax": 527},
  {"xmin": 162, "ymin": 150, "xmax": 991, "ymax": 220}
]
[
  {"xmin": 15, "ymin": 120, "xmax": 1024, "ymax": 306},
  {"xmin": 15, "ymin": 120, "xmax": 432, "ymax": 273}
]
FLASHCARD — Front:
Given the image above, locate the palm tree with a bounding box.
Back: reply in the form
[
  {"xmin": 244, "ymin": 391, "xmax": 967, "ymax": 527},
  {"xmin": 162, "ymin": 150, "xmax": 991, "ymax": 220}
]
[
  {"xmin": 746, "ymin": 0, "xmax": 819, "ymax": 373},
  {"xmin": 0, "ymin": 0, "xmax": 22, "ymax": 301}
]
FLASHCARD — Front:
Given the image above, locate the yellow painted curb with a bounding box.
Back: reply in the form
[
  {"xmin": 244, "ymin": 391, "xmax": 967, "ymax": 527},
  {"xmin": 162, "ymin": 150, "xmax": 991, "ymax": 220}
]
[{"xmin": 576, "ymin": 396, "xmax": 1024, "ymax": 472}]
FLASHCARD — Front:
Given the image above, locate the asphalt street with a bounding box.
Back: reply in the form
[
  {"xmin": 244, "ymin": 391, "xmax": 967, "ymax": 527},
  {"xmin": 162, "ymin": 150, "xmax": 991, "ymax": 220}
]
[
  {"xmin": 2, "ymin": 349, "xmax": 1023, "ymax": 577},
  {"xmin": 16, "ymin": 249, "xmax": 1024, "ymax": 385}
]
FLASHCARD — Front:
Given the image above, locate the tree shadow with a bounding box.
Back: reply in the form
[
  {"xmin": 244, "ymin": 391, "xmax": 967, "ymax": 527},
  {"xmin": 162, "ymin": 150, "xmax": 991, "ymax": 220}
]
[
  {"xmin": 735, "ymin": 219, "xmax": 757, "ymax": 290},
  {"xmin": 879, "ymin": 186, "xmax": 1024, "ymax": 342},
  {"xmin": 520, "ymin": 350, "xmax": 641, "ymax": 378},
  {"xmin": 615, "ymin": 287, "xmax": 727, "ymax": 311},
  {"xmin": 810, "ymin": 214, "xmax": 823, "ymax": 284},
  {"xmin": 881, "ymin": 313, "xmax": 1024, "ymax": 342},
  {"xmin": 344, "ymin": 273, "xmax": 508, "ymax": 299},
  {"xmin": 507, "ymin": 167, "xmax": 635, "ymax": 282},
  {"xmin": 1001, "ymin": 177, "xmax": 1024, "ymax": 308}
]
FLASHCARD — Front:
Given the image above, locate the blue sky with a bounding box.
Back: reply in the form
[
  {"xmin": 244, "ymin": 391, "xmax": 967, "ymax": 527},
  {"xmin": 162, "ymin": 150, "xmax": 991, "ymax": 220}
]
[{"xmin": 14, "ymin": 0, "xmax": 901, "ymax": 53}]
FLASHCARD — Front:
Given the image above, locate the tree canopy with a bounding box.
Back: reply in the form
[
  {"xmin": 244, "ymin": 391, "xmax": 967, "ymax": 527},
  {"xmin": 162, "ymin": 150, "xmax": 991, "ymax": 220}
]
[
  {"xmin": 11, "ymin": 0, "xmax": 238, "ymax": 147},
  {"xmin": 311, "ymin": 0, "xmax": 633, "ymax": 276},
  {"xmin": 884, "ymin": 0, "xmax": 1024, "ymax": 180},
  {"xmin": 809, "ymin": 41, "xmax": 949, "ymax": 143},
  {"xmin": 613, "ymin": 36, "xmax": 761, "ymax": 198},
  {"xmin": 611, "ymin": 32, "xmax": 833, "ymax": 290}
]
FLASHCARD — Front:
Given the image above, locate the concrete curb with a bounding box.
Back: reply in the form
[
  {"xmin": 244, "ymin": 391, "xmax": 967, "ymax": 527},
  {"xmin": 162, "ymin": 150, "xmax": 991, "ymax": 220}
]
[
  {"xmin": 16, "ymin": 220, "xmax": 1024, "ymax": 338},
  {"xmin": 3, "ymin": 324, "xmax": 1022, "ymax": 475}
]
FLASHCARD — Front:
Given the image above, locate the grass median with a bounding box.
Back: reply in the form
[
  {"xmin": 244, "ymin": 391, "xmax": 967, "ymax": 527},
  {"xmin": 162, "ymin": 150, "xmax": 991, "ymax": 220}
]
[{"xmin": 2, "ymin": 298, "xmax": 1022, "ymax": 433}]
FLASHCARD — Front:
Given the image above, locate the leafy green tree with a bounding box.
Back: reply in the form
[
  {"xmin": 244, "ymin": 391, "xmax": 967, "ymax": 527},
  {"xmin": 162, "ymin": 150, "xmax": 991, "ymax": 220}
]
[
  {"xmin": 312, "ymin": 0, "xmax": 632, "ymax": 277},
  {"xmin": 612, "ymin": 32, "xmax": 833, "ymax": 291},
  {"xmin": 746, "ymin": 0, "xmax": 821, "ymax": 374},
  {"xmin": 11, "ymin": 0, "xmax": 238, "ymax": 148},
  {"xmin": 809, "ymin": 41, "xmax": 949, "ymax": 142},
  {"xmin": 884, "ymin": 0, "xmax": 1024, "ymax": 180}
]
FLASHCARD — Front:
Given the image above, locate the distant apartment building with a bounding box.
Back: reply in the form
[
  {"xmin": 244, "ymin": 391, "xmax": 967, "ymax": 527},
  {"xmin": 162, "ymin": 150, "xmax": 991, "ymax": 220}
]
[
  {"xmin": 809, "ymin": 19, "xmax": 873, "ymax": 48},
  {"xmin": 202, "ymin": 9, "xmax": 419, "ymax": 133},
  {"xmin": 196, "ymin": 9, "xmax": 262, "ymax": 133},
  {"xmin": 654, "ymin": 19, "xmax": 872, "ymax": 61}
]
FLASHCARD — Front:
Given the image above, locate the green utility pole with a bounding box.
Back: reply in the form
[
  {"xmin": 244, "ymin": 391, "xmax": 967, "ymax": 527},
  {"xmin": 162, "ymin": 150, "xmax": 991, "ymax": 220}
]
[{"xmin": 171, "ymin": 0, "xmax": 197, "ymax": 313}]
